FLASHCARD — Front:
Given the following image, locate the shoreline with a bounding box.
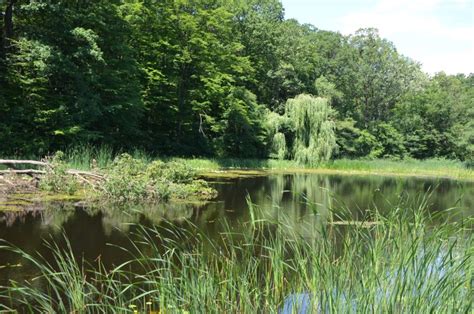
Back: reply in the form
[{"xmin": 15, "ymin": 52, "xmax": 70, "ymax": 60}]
[
  {"xmin": 181, "ymin": 158, "xmax": 473, "ymax": 182},
  {"xmin": 200, "ymin": 167, "xmax": 474, "ymax": 181}
]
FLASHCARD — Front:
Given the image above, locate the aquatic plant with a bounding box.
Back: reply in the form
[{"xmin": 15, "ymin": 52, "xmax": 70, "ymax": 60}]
[{"xmin": 0, "ymin": 201, "xmax": 471, "ymax": 313}]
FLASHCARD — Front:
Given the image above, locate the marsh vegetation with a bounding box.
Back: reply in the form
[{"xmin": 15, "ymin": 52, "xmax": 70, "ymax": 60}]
[
  {"xmin": 1, "ymin": 172, "xmax": 472, "ymax": 312},
  {"xmin": 0, "ymin": 199, "xmax": 471, "ymax": 312},
  {"xmin": 0, "ymin": 151, "xmax": 217, "ymax": 207}
]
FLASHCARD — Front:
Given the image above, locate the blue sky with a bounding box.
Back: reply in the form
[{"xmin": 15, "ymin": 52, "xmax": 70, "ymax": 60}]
[{"xmin": 281, "ymin": 0, "xmax": 474, "ymax": 74}]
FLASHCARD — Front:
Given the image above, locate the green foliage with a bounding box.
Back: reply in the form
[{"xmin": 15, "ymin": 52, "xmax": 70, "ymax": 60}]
[
  {"xmin": 346, "ymin": 28, "xmax": 423, "ymax": 125},
  {"xmin": 1, "ymin": 0, "xmax": 143, "ymax": 155},
  {"xmin": 286, "ymin": 94, "xmax": 337, "ymax": 164},
  {"xmin": 393, "ymin": 73, "xmax": 473, "ymax": 160},
  {"xmin": 101, "ymin": 154, "xmax": 150, "ymax": 203},
  {"xmin": 101, "ymin": 154, "xmax": 216, "ymax": 203},
  {"xmin": 270, "ymin": 132, "xmax": 287, "ymax": 160},
  {"xmin": 0, "ymin": 1, "xmax": 471, "ymax": 161},
  {"xmin": 40, "ymin": 152, "xmax": 78, "ymax": 195},
  {"xmin": 122, "ymin": 0, "xmax": 254, "ymax": 155},
  {"xmin": 228, "ymin": 0, "xmax": 285, "ymax": 109},
  {"xmin": 1, "ymin": 203, "xmax": 472, "ymax": 312},
  {"xmin": 221, "ymin": 88, "xmax": 267, "ymax": 157},
  {"xmin": 355, "ymin": 130, "xmax": 383, "ymax": 159},
  {"xmin": 314, "ymin": 75, "xmax": 342, "ymax": 104},
  {"xmin": 369, "ymin": 123, "xmax": 406, "ymax": 159},
  {"xmin": 334, "ymin": 119, "xmax": 362, "ymax": 158},
  {"xmin": 264, "ymin": 109, "xmax": 291, "ymax": 160}
]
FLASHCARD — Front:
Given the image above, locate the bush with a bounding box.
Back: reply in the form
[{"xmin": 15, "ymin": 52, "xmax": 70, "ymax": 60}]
[
  {"xmin": 370, "ymin": 123, "xmax": 407, "ymax": 159},
  {"xmin": 100, "ymin": 154, "xmax": 216, "ymax": 203},
  {"xmin": 355, "ymin": 130, "xmax": 383, "ymax": 159},
  {"xmin": 39, "ymin": 152, "xmax": 78, "ymax": 195}
]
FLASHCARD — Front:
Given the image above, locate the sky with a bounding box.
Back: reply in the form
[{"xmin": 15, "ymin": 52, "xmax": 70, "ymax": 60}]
[{"xmin": 281, "ymin": 0, "xmax": 474, "ymax": 74}]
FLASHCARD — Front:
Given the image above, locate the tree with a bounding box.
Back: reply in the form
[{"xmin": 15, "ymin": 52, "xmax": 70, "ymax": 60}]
[
  {"xmin": 264, "ymin": 109, "xmax": 290, "ymax": 160},
  {"xmin": 314, "ymin": 75, "xmax": 343, "ymax": 105},
  {"xmin": 122, "ymin": 0, "xmax": 253, "ymax": 155},
  {"xmin": 392, "ymin": 73, "xmax": 473, "ymax": 160},
  {"xmin": 221, "ymin": 87, "xmax": 266, "ymax": 157},
  {"xmin": 286, "ymin": 94, "xmax": 336, "ymax": 164},
  {"xmin": 227, "ymin": 0, "xmax": 284, "ymax": 109},
  {"xmin": 347, "ymin": 28, "xmax": 423, "ymax": 126},
  {"xmin": 0, "ymin": 0, "xmax": 143, "ymax": 155}
]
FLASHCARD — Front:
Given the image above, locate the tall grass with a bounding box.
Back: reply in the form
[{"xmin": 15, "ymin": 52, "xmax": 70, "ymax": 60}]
[
  {"xmin": 56, "ymin": 144, "xmax": 473, "ymax": 180},
  {"xmin": 321, "ymin": 158, "xmax": 468, "ymax": 172},
  {"xmin": 180, "ymin": 157, "xmax": 473, "ymax": 180},
  {"xmin": 64, "ymin": 145, "xmax": 153, "ymax": 170},
  {"xmin": 0, "ymin": 201, "xmax": 472, "ymax": 313},
  {"xmin": 3, "ymin": 143, "xmax": 472, "ymax": 180},
  {"xmin": 64, "ymin": 145, "xmax": 115, "ymax": 170}
]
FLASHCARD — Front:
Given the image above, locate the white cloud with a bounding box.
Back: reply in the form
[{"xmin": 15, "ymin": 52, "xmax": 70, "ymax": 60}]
[
  {"xmin": 422, "ymin": 49, "xmax": 474, "ymax": 74},
  {"xmin": 338, "ymin": 0, "xmax": 474, "ymax": 74}
]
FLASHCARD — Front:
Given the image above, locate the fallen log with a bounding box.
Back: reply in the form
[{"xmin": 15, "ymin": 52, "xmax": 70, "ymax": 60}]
[
  {"xmin": 0, "ymin": 160, "xmax": 49, "ymax": 167},
  {"xmin": 0, "ymin": 159, "xmax": 105, "ymax": 196},
  {"xmin": 0, "ymin": 169, "xmax": 46, "ymax": 175},
  {"xmin": 0, "ymin": 169, "xmax": 103, "ymax": 179},
  {"xmin": 0, "ymin": 169, "xmax": 104, "ymax": 179},
  {"xmin": 67, "ymin": 170, "xmax": 104, "ymax": 180}
]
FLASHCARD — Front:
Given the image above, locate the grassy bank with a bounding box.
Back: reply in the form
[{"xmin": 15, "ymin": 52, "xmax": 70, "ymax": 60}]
[
  {"xmin": 5, "ymin": 146, "xmax": 470, "ymax": 182},
  {"xmin": 58, "ymin": 146, "xmax": 473, "ymax": 180},
  {"xmin": 56, "ymin": 146, "xmax": 474, "ymax": 180},
  {"xmin": 0, "ymin": 202, "xmax": 471, "ymax": 312},
  {"xmin": 175, "ymin": 157, "xmax": 474, "ymax": 180}
]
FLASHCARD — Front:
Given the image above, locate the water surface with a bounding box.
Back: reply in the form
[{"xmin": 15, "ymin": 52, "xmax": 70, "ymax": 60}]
[{"xmin": 0, "ymin": 173, "xmax": 472, "ymax": 285}]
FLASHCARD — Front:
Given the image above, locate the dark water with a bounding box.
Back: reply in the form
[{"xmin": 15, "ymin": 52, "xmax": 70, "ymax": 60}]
[{"xmin": 0, "ymin": 173, "xmax": 472, "ymax": 285}]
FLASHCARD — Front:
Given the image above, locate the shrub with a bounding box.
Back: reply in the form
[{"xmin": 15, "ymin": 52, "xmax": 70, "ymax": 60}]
[
  {"xmin": 100, "ymin": 154, "xmax": 216, "ymax": 203},
  {"xmin": 370, "ymin": 123, "xmax": 407, "ymax": 159},
  {"xmin": 39, "ymin": 152, "xmax": 78, "ymax": 195}
]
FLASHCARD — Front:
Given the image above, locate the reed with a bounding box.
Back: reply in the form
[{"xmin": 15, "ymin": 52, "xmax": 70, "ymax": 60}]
[
  {"xmin": 181, "ymin": 157, "xmax": 473, "ymax": 180},
  {"xmin": 55, "ymin": 144, "xmax": 473, "ymax": 180},
  {"xmin": 0, "ymin": 201, "xmax": 471, "ymax": 313}
]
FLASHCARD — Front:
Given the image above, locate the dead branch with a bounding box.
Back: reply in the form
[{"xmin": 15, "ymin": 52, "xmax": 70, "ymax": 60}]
[
  {"xmin": 0, "ymin": 169, "xmax": 46, "ymax": 175},
  {"xmin": 0, "ymin": 168, "xmax": 104, "ymax": 180},
  {"xmin": 0, "ymin": 176, "xmax": 15, "ymax": 186},
  {"xmin": 0, "ymin": 160, "xmax": 49, "ymax": 167},
  {"xmin": 0, "ymin": 159, "xmax": 105, "ymax": 194},
  {"xmin": 74, "ymin": 173, "xmax": 95, "ymax": 188},
  {"xmin": 67, "ymin": 170, "xmax": 104, "ymax": 180}
]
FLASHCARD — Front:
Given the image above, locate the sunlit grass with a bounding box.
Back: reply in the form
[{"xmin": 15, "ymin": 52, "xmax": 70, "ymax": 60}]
[
  {"xmin": 0, "ymin": 201, "xmax": 472, "ymax": 313},
  {"xmin": 178, "ymin": 157, "xmax": 473, "ymax": 180},
  {"xmin": 64, "ymin": 145, "xmax": 153, "ymax": 170},
  {"xmin": 51, "ymin": 144, "xmax": 474, "ymax": 180},
  {"xmin": 2, "ymin": 144, "xmax": 472, "ymax": 181}
]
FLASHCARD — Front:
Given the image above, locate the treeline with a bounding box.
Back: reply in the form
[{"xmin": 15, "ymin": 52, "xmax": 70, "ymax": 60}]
[{"xmin": 0, "ymin": 0, "xmax": 472, "ymax": 162}]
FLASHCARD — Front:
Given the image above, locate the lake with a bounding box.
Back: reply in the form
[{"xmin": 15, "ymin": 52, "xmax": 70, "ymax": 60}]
[{"xmin": 0, "ymin": 172, "xmax": 472, "ymax": 287}]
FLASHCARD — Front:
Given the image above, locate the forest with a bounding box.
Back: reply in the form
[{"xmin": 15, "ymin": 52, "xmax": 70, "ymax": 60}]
[
  {"xmin": 0, "ymin": 0, "xmax": 473, "ymax": 164},
  {"xmin": 0, "ymin": 2, "xmax": 473, "ymax": 312}
]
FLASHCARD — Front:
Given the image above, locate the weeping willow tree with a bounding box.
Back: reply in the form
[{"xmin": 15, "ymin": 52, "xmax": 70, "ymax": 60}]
[
  {"xmin": 264, "ymin": 110, "xmax": 288, "ymax": 160},
  {"xmin": 286, "ymin": 94, "xmax": 336, "ymax": 165}
]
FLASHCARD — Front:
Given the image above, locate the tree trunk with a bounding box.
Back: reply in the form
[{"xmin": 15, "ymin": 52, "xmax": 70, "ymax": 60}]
[
  {"xmin": 1, "ymin": 0, "xmax": 15, "ymax": 62},
  {"xmin": 2, "ymin": 0, "xmax": 15, "ymax": 52},
  {"xmin": 4, "ymin": 0, "xmax": 15, "ymax": 38}
]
